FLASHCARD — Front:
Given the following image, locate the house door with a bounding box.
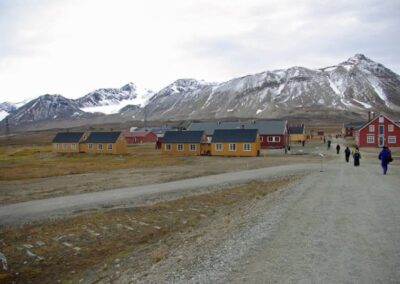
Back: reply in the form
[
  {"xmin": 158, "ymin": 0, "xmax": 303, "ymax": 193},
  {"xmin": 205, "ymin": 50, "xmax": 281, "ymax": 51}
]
[{"xmin": 378, "ymin": 125, "xmax": 385, "ymax": 147}]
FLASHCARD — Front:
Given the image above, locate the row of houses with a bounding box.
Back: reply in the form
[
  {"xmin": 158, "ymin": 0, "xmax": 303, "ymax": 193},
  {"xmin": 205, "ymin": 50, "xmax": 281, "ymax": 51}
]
[{"xmin": 52, "ymin": 132, "xmax": 128, "ymax": 154}]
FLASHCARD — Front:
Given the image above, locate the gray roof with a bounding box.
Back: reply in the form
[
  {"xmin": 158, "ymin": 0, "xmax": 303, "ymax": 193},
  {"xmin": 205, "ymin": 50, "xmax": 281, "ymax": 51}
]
[
  {"xmin": 163, "ymin": 131, "xmax": 204, "ymax": 143},
  {"xmin": 212, "ymin": 129, "xmax": 258, "ymax": 143},
  {"xmin": 85, "ymin": 132, "xmax": 121, "ymax": 143},
  {"xmin": 188, "ymin": 120, "xmax": 287, "ymax": 135},
  {"xmin": 343, "ymin": 122, "xmax": 366, "ymax": 129},
  {"xmin": 52, "ymin": 132, "xmax": 84, "ymax": 143}
]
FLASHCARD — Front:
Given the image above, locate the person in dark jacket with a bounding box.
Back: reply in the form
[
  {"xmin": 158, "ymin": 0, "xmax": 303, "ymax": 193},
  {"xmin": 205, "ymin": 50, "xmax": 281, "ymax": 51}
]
[
  {"xmin": 344, "ymin": 146, "xmax": 351, "ymax": 162},
  {"xmin": 336, "ymin": 144, "xmax": 341, "ymax": 154},
  {"xmin": 378, "ymin": 146, "xmax": 392, "ymax": 175},
  {"xmin": 352, "ymin": 147, "xmax": 361, "ymax": 166}
]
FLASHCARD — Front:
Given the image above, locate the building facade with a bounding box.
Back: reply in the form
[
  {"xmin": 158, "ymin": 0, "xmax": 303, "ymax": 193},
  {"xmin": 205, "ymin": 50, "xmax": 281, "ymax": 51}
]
[
  {"xmin": 124, "ymin": 131, "xmax": 158, "ymax": 144},
  {"xmin": 81, "ymin": 132, "xmax": 128, "ymax": 154},
  {"xmin": 211, "ymin": 129, "xmax": 260, "ymax": 157},
  {"xmin": 52, "ymin": 132, "xmax": 86, "ymax": 153},
  {"xmin": 288, "ymin": 125, "xmax": 306, "ymax": 143},
  {"xmin": 355, "ymin": 114, "xmax": 400, "ymax": 148},
  {"xmin": 162, "ymin": 131, "xmax": 207, "ymax": 156}
]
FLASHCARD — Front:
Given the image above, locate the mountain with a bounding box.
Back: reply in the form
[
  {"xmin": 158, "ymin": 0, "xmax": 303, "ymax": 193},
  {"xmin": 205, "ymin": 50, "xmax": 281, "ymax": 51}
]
[
  {"xmin": 144, "ymin": 54, "xmax": 400, "ymax": 120},
  {"xmin": 0, "ymin": 99, "xmax": 32, "ymax": 121},
  {"xmin": 5, "ymin": 94, "xmax": 88, "ymax": 126},
  {"xmin": 76, "ymin": 83, "xmax": 154, "ymax": 114}
]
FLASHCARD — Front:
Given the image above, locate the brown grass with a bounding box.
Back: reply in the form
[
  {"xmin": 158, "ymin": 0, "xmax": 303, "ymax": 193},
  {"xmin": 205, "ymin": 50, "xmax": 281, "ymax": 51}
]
[
  {"xmin": 0, "ymin": 177, "xmax": 296, "ymax": 283},
  {"xmin": 0, "ymin": 144, "xmax": 187, "ymax": 181}
]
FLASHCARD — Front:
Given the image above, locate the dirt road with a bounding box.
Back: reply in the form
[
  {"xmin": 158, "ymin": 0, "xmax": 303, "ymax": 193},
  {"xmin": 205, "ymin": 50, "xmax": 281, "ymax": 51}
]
[
  {"xmin": 0, "ymin": 163, "xmax": 316, "ymax": 226},
  {"xmin": 173, "ymin": 150, "xmax": 400, "ymax": 283}
]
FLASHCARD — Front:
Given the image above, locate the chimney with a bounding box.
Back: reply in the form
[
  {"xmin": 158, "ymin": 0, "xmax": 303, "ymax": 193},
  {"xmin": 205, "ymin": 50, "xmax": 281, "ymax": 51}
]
[{"xmin": 368, "ymin": 111, "xmax": 371, "ymax": 121}]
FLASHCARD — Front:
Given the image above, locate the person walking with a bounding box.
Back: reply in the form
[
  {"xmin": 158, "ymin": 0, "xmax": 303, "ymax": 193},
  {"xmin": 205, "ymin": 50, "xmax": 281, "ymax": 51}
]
[
  {"xmin": 378, "ymin": 146, "xmax": 393, "ymax": 175},
  {"xmin": 352, "ymin": 146, "xmax": 361, "ymax": 167},
  {"xmin": 327, "ymin": 140, "xmax": 331, "ymax": 150},
  {"xmin": 344, "ymin": 146, "xmax": 351, "ymax": 162},
  {"xmin": 336, "ymin": 144, "xmax": 341, "ymax": 154}
]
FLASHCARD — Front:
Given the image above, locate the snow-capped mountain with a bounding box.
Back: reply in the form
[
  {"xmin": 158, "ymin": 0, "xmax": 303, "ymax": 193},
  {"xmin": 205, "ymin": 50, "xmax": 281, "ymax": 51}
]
[
  {"xmin": 76, "ymin": 83, "xmax": 154, "ymax": 114},
  {"xmin": 144, "ymin": 54, "xmax": 400, "ymax": 120},
  {"xmin": 5, "ymin": 94, "xmax": 86, "ymax": 125}
]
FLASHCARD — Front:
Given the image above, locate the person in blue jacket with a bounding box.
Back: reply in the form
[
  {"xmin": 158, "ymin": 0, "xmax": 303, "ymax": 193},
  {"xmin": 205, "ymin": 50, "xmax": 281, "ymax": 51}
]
[{"xmin": 378, "ymin": 146, "xmax": 392, "ymax": 175}]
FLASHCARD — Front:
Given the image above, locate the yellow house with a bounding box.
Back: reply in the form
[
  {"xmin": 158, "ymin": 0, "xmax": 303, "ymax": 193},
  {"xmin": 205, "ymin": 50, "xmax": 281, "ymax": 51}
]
[
  {"xmin": 52, "ymin": 132, "xmax": 86, "ymax": 153},
  {"xmin": 211, "ymin": 129, "xmax": 260, "ymax": 157},
  {"xmin": 162, "ymin": 131, "xmax": 208, "ymax": 156},
  {"xmin": 289, "ymin": 125, "xmax": 306, "ymax": 142},
  {"xmin": 81, "ymin": 132, "xmax": 128, "ymax": 154}
]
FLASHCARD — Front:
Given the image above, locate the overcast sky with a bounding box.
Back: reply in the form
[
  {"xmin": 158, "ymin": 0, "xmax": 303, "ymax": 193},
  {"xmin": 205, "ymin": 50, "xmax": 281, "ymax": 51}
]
[{"xmin": 0, "ymin": 0, "xmax": 399, "ymax": 102}]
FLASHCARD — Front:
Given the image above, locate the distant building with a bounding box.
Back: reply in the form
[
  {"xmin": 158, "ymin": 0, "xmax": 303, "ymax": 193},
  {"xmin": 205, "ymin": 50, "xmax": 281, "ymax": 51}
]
[
  {"xmin": 162, "ymin": 131, "xmax": 208, "ymax": 156},
  {"xmin": 81, "ymin": 132, "xmax": 128, "ymax": 154},
  {"xmin": 288, "ymin": 125, "xmax": 306, "ymax": 142},
  {"xmin": 52, "ymin": 132, "xmax": 86, "ymax": 153},
  {"xmin": 355, "ymin": 114, "xmax": 400, "ymax": 148},
  {"xmin": 342, "ymin": 122, "xmax": 365, "ymax": 137},
  {"xmin": 124, "ymin": 130, "xmax": 158, "ymax": 144},
  {"xmin": 211, "ymin": 129, "xmax": 260, "ymax": 157},
  {"xmin": 188, "ymin": 120, "xmax": 288, "ymax": 149}
]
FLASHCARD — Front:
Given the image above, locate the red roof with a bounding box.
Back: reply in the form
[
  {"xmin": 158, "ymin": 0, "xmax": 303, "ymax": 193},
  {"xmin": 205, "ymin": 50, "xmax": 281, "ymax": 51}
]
[{"xmin": 124, "ymin": 131, "xmax": 154, "ymax": 138}]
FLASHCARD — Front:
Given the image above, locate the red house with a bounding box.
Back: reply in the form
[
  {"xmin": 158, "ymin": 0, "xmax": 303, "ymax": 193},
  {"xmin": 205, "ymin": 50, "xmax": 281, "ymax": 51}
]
[
  {"xmin": 124, "ymin": 131, "xmax": 158, "ymax": 144},
  {"xmin": 355, "ymin": 114, "xmax": 400, "ymax": 148}
]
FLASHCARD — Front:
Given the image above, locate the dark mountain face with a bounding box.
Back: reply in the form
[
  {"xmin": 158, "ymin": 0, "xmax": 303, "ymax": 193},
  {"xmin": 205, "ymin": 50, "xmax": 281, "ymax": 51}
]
[{"xmin": 5, "ymin": 94, "xmax": 87, "ymax": 125}]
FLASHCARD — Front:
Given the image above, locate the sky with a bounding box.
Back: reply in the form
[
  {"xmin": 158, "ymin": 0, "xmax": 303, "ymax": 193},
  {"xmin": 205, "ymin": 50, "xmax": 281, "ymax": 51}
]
[{"xmin": 0, "ymin": 0, "xmax": 399, "ymax": 102}]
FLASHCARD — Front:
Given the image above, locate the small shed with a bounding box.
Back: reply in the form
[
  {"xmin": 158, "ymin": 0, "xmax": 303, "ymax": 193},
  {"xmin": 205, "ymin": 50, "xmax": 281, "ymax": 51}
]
[
  {"xmin": 52, "ymin": 132, "xmax": 86, "ymax": 153},
  {"xmin": 162, "ymin": 131, "xmax": 207, "ymax": 156},
  {"xmin": 82, "ymin": 132, "xmax": 128, "ymax": 154},
  {"xmin": 211, "ymin": 129, "xmax": 260, "ymax": 157}
]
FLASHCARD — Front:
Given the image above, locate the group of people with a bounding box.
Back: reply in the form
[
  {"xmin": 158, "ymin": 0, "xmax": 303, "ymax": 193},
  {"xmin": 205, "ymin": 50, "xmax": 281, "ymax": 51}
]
[{"xmin": 339, "ymin": 144, "xmax": 393, "ymax": 174}]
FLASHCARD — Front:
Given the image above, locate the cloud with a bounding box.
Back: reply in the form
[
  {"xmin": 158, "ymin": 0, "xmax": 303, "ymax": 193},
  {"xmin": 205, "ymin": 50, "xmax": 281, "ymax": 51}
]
[{"xmin": 0, "ymin": 0, "xmax": 399, "ymax": 102}]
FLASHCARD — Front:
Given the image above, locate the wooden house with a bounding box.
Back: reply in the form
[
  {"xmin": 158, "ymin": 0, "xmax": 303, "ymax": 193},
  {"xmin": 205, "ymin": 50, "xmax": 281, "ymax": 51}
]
[
  {"xmin": 81, "ymin": 132, "xmax": 128, "ymax": 154},
  {"xmin": 162, "ymin": 131, "xmax": 207, "ymax": 156},
  {"xmin": 52, "ymin": 132, "xmax": 86, "ymax": 153},
  {"xmin": 124, "ymin": 130, "xmax": 158, "ymax": 144},
  {"xmin": 211, "ymin": 129, "xmax": 260, "ymax": 157},
  {"xmin": 289, "ymin": 125, "xmax": 306, "ymax": 143},
  {"xmin": 188, "ymin": 120, "xmax": 288, "ymax": 149},
  {"xmin": 355, "ymin": 114, "xmax": 400, "ymax": 148}
]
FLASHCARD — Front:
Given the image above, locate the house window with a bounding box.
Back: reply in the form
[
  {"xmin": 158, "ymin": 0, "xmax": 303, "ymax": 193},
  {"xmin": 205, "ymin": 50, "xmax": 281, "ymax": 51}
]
[
  {"xmin": 215, "ymin": 143, "xmax": 223, "ymax": 151},
  {"xmin": 243, "ymin": 143, "xmax": 251, "ymax": 151},
  {"xmin": 108, "ymin": 143, "xmax": 113, "ymax": 150},
  {"xmin": 388, "ymin": 136, "xmax": 396, "ymax": 144},
  {"xmin": 177, "ymin": 144, "xmax": 184, "ymax": 151},
  {"xmin": 71, "ymin": 143, "xmax": 76, "ymax": 150},
  {"xmin": 367, "ymin": 135, "xmax": 374, "ymax": 144},
  {"xmin": 229, "ymin": 143, "xmax": 236, "ymax": 151},
  {"xmin": 268, "ymin": 136, "xmax": 280, "ymax": 142},
  {"xmin": 260, "ymin": 136, "xmax": 264, "ymax": 142},
  {"xmin": 388, "ymin": 124, "xmax": 394, "ymax": 132},
  {"xmin": 165, "ymin": 144, "xmax": 171, "ymax": 151},
  {"xmin": 88, "ymin": 143, "xmax": 93, "ymax": 150},
  {"xmin": 369, "ymin": 125, "xmax": 375, "ymax": 132},
  {"xmin": 98, "ymin": 144, "xmax": 103, "ymax": 150},
  {"xmin": 63, "ymin": 143, "xmax": 67, "ymax": 150},
  {"xmin": 189, "ymin": 144, "xmax": 196, "ymax": 151},
  {"xmin": 379, "ymin": 116, "xmax": 384, "ymax": 123}
]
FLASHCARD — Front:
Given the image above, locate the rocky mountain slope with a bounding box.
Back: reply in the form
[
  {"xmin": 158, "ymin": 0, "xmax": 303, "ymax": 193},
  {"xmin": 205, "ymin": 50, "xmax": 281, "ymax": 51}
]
[
  {"xmin": 1, "ymin": 54, "xmax": 399, "ymax": 130},
  {"xmin": 143, "ymin": 54, "xmax": 400, "ymax": 120}
]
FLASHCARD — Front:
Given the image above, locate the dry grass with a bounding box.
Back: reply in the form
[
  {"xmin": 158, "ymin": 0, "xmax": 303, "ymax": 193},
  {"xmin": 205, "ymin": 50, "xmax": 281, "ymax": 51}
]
[
  {"xmin": 0, "ymin": 144, "xmax": 187, "ymax": 181},
  {"xmin": 0, "ymin": 177, "xmax": 296, "ymax": 283}
]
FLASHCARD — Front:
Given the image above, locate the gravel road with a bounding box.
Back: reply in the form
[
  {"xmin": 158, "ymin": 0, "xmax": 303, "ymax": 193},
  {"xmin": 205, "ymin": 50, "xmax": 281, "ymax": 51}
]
[
  {"xmin": 171, "ymin": 150, "xmax": 400, "ymax": 283},
  {"xmin": 0, "ymin": 163, "xmax": 316, "ymax": 226}
]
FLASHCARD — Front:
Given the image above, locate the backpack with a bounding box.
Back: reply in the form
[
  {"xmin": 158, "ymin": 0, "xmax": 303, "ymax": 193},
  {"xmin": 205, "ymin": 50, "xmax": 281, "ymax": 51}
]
[{"xmin": 388, "ymin": 151, "xmax": 393, "ymax": 163}]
